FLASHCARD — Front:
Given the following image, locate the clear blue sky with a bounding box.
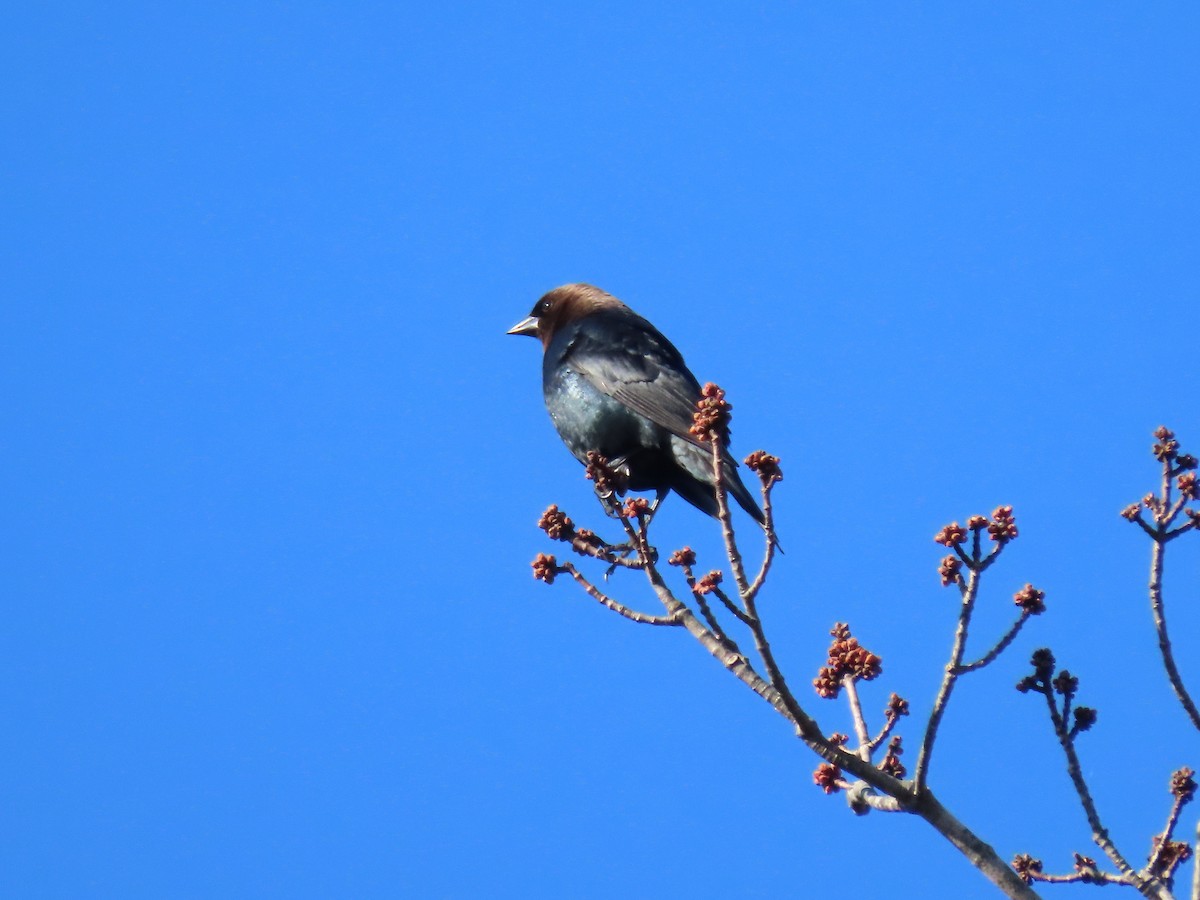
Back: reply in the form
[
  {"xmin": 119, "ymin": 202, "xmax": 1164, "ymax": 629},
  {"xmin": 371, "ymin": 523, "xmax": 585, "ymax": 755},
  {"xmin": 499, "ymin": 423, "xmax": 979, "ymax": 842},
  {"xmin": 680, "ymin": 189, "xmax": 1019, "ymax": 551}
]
[{"xmin": 5, "ymin": 4, "xmax": 1199, "ymax": 897}]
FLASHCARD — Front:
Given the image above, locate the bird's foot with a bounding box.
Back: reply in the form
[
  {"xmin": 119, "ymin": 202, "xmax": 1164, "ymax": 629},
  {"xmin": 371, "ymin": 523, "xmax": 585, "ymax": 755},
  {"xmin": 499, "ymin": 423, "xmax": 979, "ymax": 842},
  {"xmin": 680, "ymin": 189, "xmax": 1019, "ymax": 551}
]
[
  {"xmin": 602, "ymin": 540, "xmax": 658, "ymax": 580},
  {"xmin": 593, "ymin": 485, "xmax": 624, "ymax": 519}
]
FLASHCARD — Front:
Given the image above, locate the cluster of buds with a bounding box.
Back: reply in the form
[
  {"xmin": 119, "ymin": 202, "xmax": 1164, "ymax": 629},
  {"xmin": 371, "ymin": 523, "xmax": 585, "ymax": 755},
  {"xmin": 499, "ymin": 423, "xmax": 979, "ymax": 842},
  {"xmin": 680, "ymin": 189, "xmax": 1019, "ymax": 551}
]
[
  {"xmin": 1010, "ymin": 846, "xmax": 1194, "ymax": 885},
  {"xmin": 1146, "ymin": 772, "xmax": 1195, "ymax": 880},
  {"xmin": 885, "ymin": 692, "xmax": 910, "ymax": 721},
  {"xmin": 1017, "ymin": 649, "xmax": 1097, "ymax": 732},
  {"xmin": 621, "ymin": 497, "xmax": 650, "ymax": 519},
  {"xmin": 1072, "ymin": 706, "xmax": 1098, "ymax": 732},
  {"xmin": 538, "ymin": 505, "xmax": 575, "ymax": 540},
  {"xmin": 1121, "ymin": 429, "xmax": 1200, "ymax": 529},
  {"xmin": 1149, "ymin": 427, "xmax": 1198, "ymax": 473},
  {"xmin": 690, "ymin": 383, "xmax": 731, "ymax": 442},
  {"xmin": 537, "ymin": 506, "xmax": 607, "ymax": 557},
  {"xmin": 935, "ymin": 509, "xmax": 1017, "ymax": 578},
  {"xmin": 812, "ymin": 762, "xmax": 843, "ymax": 794},
  {"xmin": 1017, "ymin": 649, "xmax": 1056, "ymax": 693},
  {"xmin": 1052, "ymin": 669, "xmax": 1078, "ymax": 697},
  {"xmin": 1179, "ymin": 471, "xmax": 1198, "ymax": 501},
  {"xmin": 988, "ymin": 505, "xmax": 1018, "ymax": 542},
  {"xmin": 879, "ymin": 736, "xmax": 905, "ymax": 778},
  {"xmin": 694, "ymin": 570, "xmax": 723, "ymax": 595},
  {"xmin": 744, "ymin": 450, "xmax": 783, "ymax": 485},
  {"xmin": 1013, "ymin": 583, "xmax": 1046, "ymax": 615},
  {"xmin": 1011, "ymin": 853, "xmax": 1043, "ymax": 884},
  {"xmin": 1073, "ymin": 854, "xmax": 1103, "ymax": 885},
  {"xmin": 531, "ymin": 553, "xmax": 560, "ymax": 584},
  {"xmin": 1031, "ymin": 647, "xmax": 1055, "ymax": 679},
  {"xmin": 1153, "ymin": 426, "xmax": 1179, "ymax": 462},
  {"xmin": 1170, "ymin": 766, "xmax": 1196, "ymax": 802},
  {"xmin": 814, "ymin": 623, "xmax": 882, "ymax": 699},
  {"xmin": 584, "ymin": 450, "xmax": 627, "ymax": 495},
  {"xmin": 938, "ymin": 554, "xmax": 962, "ymax": 586},
  {"xmin": 667, "ymin": 546, "xmax": 696, "ymax": 568},
  {"xmin": 1148, "ymin": 837, "xmax": 1192, "ymax": 879},
  {"xmin": 933, "ymin": 522, "xmax": 967, "ymax": 547}
]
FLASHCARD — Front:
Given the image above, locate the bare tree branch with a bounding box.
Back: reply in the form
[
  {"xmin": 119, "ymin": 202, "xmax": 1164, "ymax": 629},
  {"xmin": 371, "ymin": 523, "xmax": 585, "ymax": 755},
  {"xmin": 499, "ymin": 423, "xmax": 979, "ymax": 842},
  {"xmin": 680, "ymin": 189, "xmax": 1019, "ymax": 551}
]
[
  {"xmin": 1146, "ymin": 788, "xmax": 1189, "ymax": 876},
  {"xmin": 914, "ymin": 564, "xmax": 982, "ymax": 795},
  {"xmin": 744, "ymin": 458, "xmax": 782, "ymax": 602},
  {"xmin": 1148, "ymin": 534, "xmax": 1200, "ymax": 732},
  {"xmin": 561, "ymin": 562, "xmax": 683, "ymax": 626},
  {"xmin": 842, "ymin": 675, "xmax": 872, "ymax": 763},
  {"xmin": 709, "ymin": 581, "xmax": 755, "ymax": 626},
  {"xmin": 1016, "ymin": 658, "xmax": 1172, "ymax": 900},
  {"xmin": 958, "ymin": 610, "xmax": 1033, "ymax": 674},
  {"xmin": 530, "ymin": 410, "xmax": 1137, "ymax": 900},
  {"xmin": 707, "ymin": 438, "xmax": 751, "ymax": 597},
  {"xmin": 867, "ymin": 698, "xmax": 907, "ymax": 754}
]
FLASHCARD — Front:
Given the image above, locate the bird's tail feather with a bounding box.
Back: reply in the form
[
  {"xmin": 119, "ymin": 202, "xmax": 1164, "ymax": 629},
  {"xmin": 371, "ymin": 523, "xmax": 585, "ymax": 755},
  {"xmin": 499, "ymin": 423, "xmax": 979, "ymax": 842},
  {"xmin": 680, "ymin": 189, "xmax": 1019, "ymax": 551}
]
[{"xmin": 670, "ymin": 462, "xmax": 764, "ymax": 524}]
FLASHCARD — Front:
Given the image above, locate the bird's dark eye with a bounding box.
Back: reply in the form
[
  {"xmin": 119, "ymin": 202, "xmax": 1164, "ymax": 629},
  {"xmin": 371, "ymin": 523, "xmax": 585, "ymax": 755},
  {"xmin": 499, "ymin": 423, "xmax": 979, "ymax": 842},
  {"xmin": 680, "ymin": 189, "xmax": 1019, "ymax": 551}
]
[{"xmin": 539, "ymin": 298, "xmax": 552, "ymax": 314}]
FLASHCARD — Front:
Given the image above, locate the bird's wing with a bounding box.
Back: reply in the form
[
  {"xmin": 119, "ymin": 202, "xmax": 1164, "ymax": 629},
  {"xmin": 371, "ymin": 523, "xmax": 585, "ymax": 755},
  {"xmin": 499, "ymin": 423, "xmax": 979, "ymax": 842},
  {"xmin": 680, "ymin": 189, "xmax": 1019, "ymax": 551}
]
[{"xmin": 563, "ymin": 313, "xmax": 716, "ymax": 449}]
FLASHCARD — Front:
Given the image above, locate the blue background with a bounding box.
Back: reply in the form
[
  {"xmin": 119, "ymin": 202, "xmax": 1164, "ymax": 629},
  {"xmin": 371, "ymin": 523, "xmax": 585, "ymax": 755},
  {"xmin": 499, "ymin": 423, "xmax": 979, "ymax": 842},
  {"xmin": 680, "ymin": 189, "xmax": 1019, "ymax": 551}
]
[{"xmin": 5, "ymin": 3, "xmax": 1199, "ymax": 897}]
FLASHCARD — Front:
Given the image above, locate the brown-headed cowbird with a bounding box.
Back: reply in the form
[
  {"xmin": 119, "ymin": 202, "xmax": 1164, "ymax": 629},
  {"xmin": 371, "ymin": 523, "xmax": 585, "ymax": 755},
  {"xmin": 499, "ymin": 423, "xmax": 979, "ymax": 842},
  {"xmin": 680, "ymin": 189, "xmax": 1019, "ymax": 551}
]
[{"xmin": 508, "ymin": 283, "xmax": 765, "ymax": 526}]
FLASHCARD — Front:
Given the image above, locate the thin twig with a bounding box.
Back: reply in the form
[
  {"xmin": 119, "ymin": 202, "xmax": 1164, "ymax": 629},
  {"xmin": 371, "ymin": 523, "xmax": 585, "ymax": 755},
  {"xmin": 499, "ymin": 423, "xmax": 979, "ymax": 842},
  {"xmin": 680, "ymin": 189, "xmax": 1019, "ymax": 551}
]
[
  {"xmin": 638, "ymin": 540, "xmax": 808, "ymax": 732},
  {"xmin": 842, "ymin": 676, "xmax": 873, "ymax": 763},
  {"xmin": 958, "ymin": 610, "xmax": 1032, "ymax": 674},
  {"xmin": 830, "ymin": 775, "xmax": 855, "ymax": 793},
  {"xmin": 1135, "ymin": 516, "xmax": 1159, "ymax": 539},
  {"xmin": 1160, "ymin": 458, "xmax": 1172, "ymax": 524},
  {"xmin": 540, "ymin": 459, "xmax": 1046, "ymax": 897},
  {"xmin": 977, "ymin": 544, "xmax": 1003, "ymax": 574},
  {"xmin": 914, "ymin": 566, "xmax": 982, "ymax": 794},
  {"xmin": 691, "ymin": 590, "xmax": 731, "ymax": 644},
  {"xmin": 677, "ymin": 562, "xmax": 735, "ymax": 644},
  {"xmin": 1145, "ymin": 790, "xmax": 1189, "ymax": 876},
  {"xmin": 952, "ymin": 542, "xmax": 974, "ymax": 566},
  {"xmin": 607, "ymin": 497, "xmax": 641, "ymax": 545},
  {"xmin": 710, "ymin": 584, "xmax": 755, "ymax": 626},
  {"xmin": 707, "ymin": 443, "xmax": 809, "ymax": 733},
  {"xmin": 1148, "ymin": 533, "xmax": 1200, "ymax": 731},
  {"xmin": 562, "ymin": 562, "xmax": 682, "ymax": 626},
  {"xmin": 553, "ymin": 526, "xmax": 1041, "ymax": 899},
  {"xmin": 1164, "ymin": 521, "xmax": 1197, "ymax": 542},
  {"xmin": 1026, "ymin": 870, "xmax": 1131, "ymax": 887},
  {"xmin": 680, "ymin": 561, "xmax": 754, "ymax": 631},
  {"xmin": 867, "ymin": 710, "xmax": 903, "ymax": 754},
  {"xmin": 648, "ymin": 559, "xmax": 914, "ymax": 800},
  {"xmin": 565, "ymin": 532, "xmax": 648, "ymax": 568},
  {"xmin": 708, "ymin": 440, "xmax": 750, "ymax": 597},
  {"xmin": 1038, "ymin": 687, "xmax": 1154, "ymax": 895},
  {"xmin": 1164, "ymin": 495, "xmax": 1186, "ymax": 529},
  {"xmin": 743, "ymin": 573, "xmax": 806, "ymax": 737},
  {"xmin": 745, "ymin": 479, "xmax": 778, "ymax": 602}
]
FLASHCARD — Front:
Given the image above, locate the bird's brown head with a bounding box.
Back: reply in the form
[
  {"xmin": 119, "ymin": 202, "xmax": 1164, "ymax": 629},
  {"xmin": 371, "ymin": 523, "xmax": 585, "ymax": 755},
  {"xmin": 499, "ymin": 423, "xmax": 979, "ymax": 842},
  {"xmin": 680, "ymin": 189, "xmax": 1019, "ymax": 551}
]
[{"xmin": 507, "ymin": 283, "xmax": 624, "ymax": 349}]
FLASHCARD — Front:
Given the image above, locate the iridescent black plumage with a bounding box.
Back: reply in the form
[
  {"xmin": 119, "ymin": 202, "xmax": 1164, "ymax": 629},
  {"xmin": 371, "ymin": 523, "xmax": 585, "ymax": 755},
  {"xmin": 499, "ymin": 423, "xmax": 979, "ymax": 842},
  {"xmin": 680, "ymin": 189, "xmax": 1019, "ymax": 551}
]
[{"xmin": 509, "ymin": 283, "xmax": 764, "ymax": 524}]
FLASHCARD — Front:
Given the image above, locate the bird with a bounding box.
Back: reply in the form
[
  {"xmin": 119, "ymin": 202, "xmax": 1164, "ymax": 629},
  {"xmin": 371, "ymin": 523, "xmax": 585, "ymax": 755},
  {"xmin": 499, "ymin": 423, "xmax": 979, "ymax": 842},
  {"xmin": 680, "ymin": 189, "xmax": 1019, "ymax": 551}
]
[{"xmin": 508, "ymin": 283, "xmax": 766, "ymax": 527}]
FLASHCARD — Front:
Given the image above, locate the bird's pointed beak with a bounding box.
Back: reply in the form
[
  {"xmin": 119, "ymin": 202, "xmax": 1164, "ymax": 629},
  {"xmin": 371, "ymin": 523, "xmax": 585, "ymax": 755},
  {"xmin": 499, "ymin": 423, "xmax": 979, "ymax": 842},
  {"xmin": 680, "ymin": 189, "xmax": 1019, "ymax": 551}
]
[{"xmin": 507, "ymin": 315, "xmax": 540, "ymax": 337}]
